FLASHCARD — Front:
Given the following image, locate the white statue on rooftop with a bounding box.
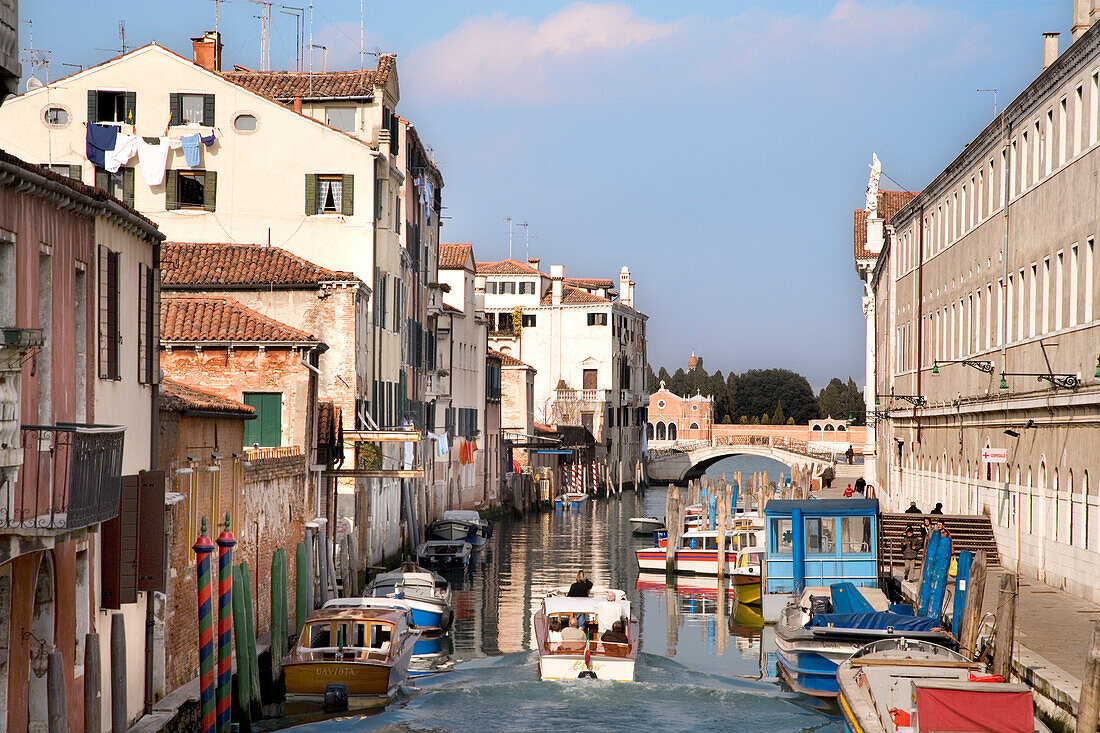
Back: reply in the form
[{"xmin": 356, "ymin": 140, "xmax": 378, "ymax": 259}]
[{"xmin": 866, "ymin": 153, "xmax": 881, "ymax": 215}]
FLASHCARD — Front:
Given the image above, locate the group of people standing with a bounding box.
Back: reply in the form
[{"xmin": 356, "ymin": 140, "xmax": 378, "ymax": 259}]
[{"xmin": 899, "ymin": 507, "xmax": 953, "ymax": 582}]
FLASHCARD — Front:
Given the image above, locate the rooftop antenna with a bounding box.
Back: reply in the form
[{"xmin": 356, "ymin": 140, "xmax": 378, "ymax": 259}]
[
  {"xmin": 308, "ymin": 1, "xmax": 313, "ymax": 94},
  {"xmin": 360, "ymin": 0, "xmax": 364, "ymax": 70},
  {"xmin": 518, "ymin": 222, "xmax": 532, "ymax": 261},
  {"xmin": 119, "ymin": 20, "xmax": 127, "ymax": 54},
  {"xmin": 279, "ymin": 6, "xmax": 304, "ymax": 71},
  {"xmin": 19, "ymin": 20, "xmax": 53, "ymax": 82},
  {"xmin": 504, "ymin": 217, "xmax": 513, "ymax": 259},
  {"xmin": 310, "ymin": 44, "xmax": 327, "ymax": 72},
  {"xmin": 208, "ymin": 0, "xmax": 227, "ymax": 39},
  {"xmin": 250, "ymin": 0, "xmax": 273, "ymax": 71},
  {"xmin": 978, "ymin": 88, "xmax": 998, "ymax": 118}
]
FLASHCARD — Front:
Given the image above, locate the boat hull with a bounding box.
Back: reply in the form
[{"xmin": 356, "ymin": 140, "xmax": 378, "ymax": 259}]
[
  {"xmin": 554, "ymin": 493, "xmax": 588, "ymax": 510},
  {"xmin": 774, "ymin": 648, "xmax": 842, "ymax": 697},
  {"xmin": 635, "ymin": 548, "xmax": 738, "ymax": 575},
  {"xmin": 426, "ymin": 520, "xmax": 484, "ymax": 544},
  {"xmin": 283, "ymin": 656, "xmax": 408, "ymax": 703},
  {"xmin": 731, "ymin": 578, "xmax": 761, "ymax": 605},
  {"xmin": 629, "ymin": 518, "xmax": 664, "ymax": 536},
  {"xmin": 537, "ymin": 653, "xmax": 635, "ymax": 682}
]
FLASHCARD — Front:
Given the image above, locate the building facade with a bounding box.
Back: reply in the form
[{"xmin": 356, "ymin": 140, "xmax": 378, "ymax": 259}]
[
  {"xmin": 860, "ymin": 7, "xmax": 1100, "ymax": 602},
  {"xmin": 646, "ymin": 381, "xmax": 714, "ymax": 444}
]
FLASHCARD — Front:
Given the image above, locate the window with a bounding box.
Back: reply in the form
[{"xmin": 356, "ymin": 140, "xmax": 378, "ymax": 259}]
[
  {"xmin": 805, "ymin": 517, "xmax": 835, "ymax": 554},
  {"xmin": 840, "ymin": 516, "xmax": 872, "ymax": 553},
  {"xmin": 38, "ymin": 251, "xmax": 52, "ymax": 423},
  {"xmin": 98, "ymin": 246, "xmax": 120, "ymax": 380},
  {"xmin": 582, "ymin": 369, "xmax": 598, "ymax": 390},
  {"xmin": 243, "ymin": 392, "xmax": 282, "ymax": 447},
  {"xmin": 519, "ymin": 281, "xmax": 536, "ymax": 294},
  {"xmin": 485, "ymin": 281, "xmax": 498, "ymax": 294},
  {"xmin": 95, "ymin": 167, "xmax": 134, "ymax": 207},
  {"xmin": 1087, "ymin": 239, "xmax": 1095, "ymax": 322},
  {"xmin": 43, "ymin": 106, "xmax": 69, "ymax": 127},
  {"xmin": 178, "ymin": 171, "xmax": 206, "ymax": 208},
  {"xmin": 138, "ymin": 263, "xmax": 159, "ymax": 385},
  {"xmin": 771, "ymin": 518, "xmax": 793, "ymax": 554},
  {"xmin": 233, "ymin": 114, "xmax": 257, "ymax": 133},
  {"xmin": 325, "ymin": 107, "xmax": 355, "ymax": 132},
  {"xmin": 500, "ymin": 281, "xmax": 516, "ymax": 295},
  {"xmin": 40, "ymin": 163, "xmax": 81, "ymax": 181},
  {"xmin": 1055, "ymin": 251, "xmax": 1064, "ymax": 330},
  {"xmin": 305, "ymin": 174, "xmax": 354, "ymax": 216},
  {"xmin": 587, "ymin": 312, "xmax": 607, "ymax": 326},
  {"xmin": 521, "ymin": 314, "xmax": 536, "ymax": 327},
  {"xmin": 169, "ymin": 92, "xmax": 214, "ymax": 126},
  {"xmin": 1076, "ymin": 85, "xmax": 1084, "ymax": 156},
  {"xmin": 88, "ymin": 90, "xmax": 135, "ymax": 124},
  {"xmin": 1070, "ymin": 244, "xmax": 1079, "ymax": 327}
]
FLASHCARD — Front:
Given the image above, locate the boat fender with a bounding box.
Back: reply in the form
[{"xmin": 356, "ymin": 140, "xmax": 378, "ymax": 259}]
[
  {"xmin": 324, "ymin": 683, "xmax": 349, "ymax": 712},
  {"xmin": 440, "ymin": 606, "xmax": 454, "ymax": 630},
  {"xmin": 577, "ymin": 670, "xmax": 598, "ymax": 679}
]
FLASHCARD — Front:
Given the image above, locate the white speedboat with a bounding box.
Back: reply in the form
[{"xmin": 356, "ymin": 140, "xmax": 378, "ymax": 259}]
[
  {"xmin": 426, "ymin": 510, "xmax": 491, "ymax": 545},
  {"xmin": 554, "ymin": 492, "xmax": 588, "ymax": 510},
  {"xmin": 533, "ymin": 586, "xmax": 638, "ymax": 681},
  {"xmin": 416, "ymin": 539, "xmax": 472, "ymax": 568},
  {"xmin": 365, "ymin": 563, "xmax": 454, "ymax": 632},
  {"xmin": 629, "ymin": 516, "xmax": 664, "ymax": 536}
]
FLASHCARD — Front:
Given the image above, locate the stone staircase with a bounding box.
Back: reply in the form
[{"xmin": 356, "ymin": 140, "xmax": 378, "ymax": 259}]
[{"xmin": 880, "ymin": 513, "xmax": 1002, "ymax": 568}]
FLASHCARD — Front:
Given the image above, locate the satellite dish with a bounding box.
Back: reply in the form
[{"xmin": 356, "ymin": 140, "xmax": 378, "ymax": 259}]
[{"xmin": 25, "ymin": 76, "xmax": 43, "ymax": 91}]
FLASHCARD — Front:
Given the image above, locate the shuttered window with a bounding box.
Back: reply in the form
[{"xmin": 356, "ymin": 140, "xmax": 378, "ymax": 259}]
[
  {"xmin": 305, "ymin": 173, "xmax": 353, "ymax": 216},
  {"xmin": 169, "ymin": 93, "xmax": 215, "ymax": 126},
  {"xmin": 243, "ymin": 392, "xmax": 282, "ymax": 447},
  {"xmin": 136, "ymin": 470, "xmax": 166, "ymax": 592},
  {"xmin": 166, "ymin": 170, "xmax": 216, "ymax": 211},
  {"xmin": 101, "ymin": 474, "xmax": 139, "ymax": 609},
  {"xmin": 95, "ymin": 166, "xmax": 133, "ymax": 207},
  {"xmin": 88, "ymin": 90, "xmax": 136, "ymax": 124},
  {"xmin": 137, "ymin": 263, "xmax": 159, "ymax": 384},
  {"xmin": 99, "ymin": 246, "xmax": 121, "ymax": 380}
]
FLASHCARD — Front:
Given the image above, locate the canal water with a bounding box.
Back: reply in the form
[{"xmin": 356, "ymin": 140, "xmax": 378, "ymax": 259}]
[{"xmin": 265, "ymin": 457, "xmax": 841, "ymax": 732}]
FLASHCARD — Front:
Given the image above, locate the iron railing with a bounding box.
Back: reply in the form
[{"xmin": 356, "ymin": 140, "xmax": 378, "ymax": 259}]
[{"xmin": 3, "ymin": 425, "xmax": 125, "ymax": 531}]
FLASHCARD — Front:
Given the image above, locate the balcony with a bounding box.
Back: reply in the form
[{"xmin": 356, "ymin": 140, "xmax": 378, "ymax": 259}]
[
  {"xmin": 551, "ymin": 387, "xmax": 610, "ymax": 427},
  {"xmin": 2, "ymin": 425, "xmax": 125, "ymax": 532},
  {"xmin": 554, "ymin": 388, "xmax": 610, "ymax": 404}
]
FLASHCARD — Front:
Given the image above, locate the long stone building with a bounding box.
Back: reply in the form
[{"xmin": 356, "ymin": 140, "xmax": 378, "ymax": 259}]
[{"xmin": 858, "ymin": 2, "xmax": 1100, "ymax": 602}]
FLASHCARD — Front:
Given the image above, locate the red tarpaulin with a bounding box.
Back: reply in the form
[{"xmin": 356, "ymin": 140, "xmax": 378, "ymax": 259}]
[{"xmin": 915, "ymin": 685, "xmax": 1036, "ymax": 733}]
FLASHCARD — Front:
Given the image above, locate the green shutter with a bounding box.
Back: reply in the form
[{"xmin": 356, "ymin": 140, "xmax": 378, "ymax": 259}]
[
  {"xmin": 169, "ymin": 93, "xmax": 181, "ymax": 126},
  {"xmin": 305, "ymin": 174, "xmax": 317, "ymax": 215},
  {"xmin": 124, "ymin": 91, "xmax": 136, "ymax": 125},
  {"xmin": 95, "ymin": 166, "xmax": 107, "ymax": 191},
  {"xmin": 243, "ymin": 393, "xmax": 260, "ymax": 446},
  {"xmin": 68, "ymin": 165, "xmax": 82, "ymax": 182},
  {"xmin": 203, "ymin": 94, "xmax": 215, "ymax": 127},
  {"xmin": 122, "ymin": 167, "xmax": 135, "ymax": 208},
  {"xmin": 165, "ymin": 171, "xmax": 177, "ymax": 210},
  {"xmin": 243, "ymin": 393, "xmax": 282, "ymax": 447},
  {"xmin": 341, "ymin": 174, "xmax": 354, "ymax": 216},
  {"xmin": 203, "ymin": 170, "xmax": 217, "ymax": 211},
  {"xmin": 88, "ymin": 90, "xmax": 98, "ymax": 123}
]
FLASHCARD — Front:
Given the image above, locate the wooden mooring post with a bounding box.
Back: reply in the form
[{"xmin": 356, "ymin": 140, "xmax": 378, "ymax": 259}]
[
  {"xmin": 47, "ymin": 650, "xmax": 67, "ymax": 733},
  {"xmin": 84, "ymin": 632, "xmax": 101, "ymax": 733},
  {"xmin": 958, "ymin": 550, "xmax": 987, "ymax": 659},
  {"xmin": 1076, "ymin": 621, "xmax": 1100, "ymax": 733},
  {"xmin": 992, "ymin": 572, "xmax": 1018, "ymax": 680},
  {"xmin": 111, "ymin": 613, "xmax": 127, "ymax": 733}
]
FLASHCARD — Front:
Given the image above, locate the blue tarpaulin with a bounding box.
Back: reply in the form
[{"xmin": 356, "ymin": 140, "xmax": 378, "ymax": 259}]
[
  {"xmin": 807, "ymin": 611, "xmax": 941, "ymax": 632},
  {"xmin": 831, "ymin": 582, "xmax": 876, "ymax": 614}
]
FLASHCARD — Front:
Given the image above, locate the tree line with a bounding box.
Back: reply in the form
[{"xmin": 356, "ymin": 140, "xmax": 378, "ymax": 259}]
[{"xmin": 645, "ymin": 364, "xmax": 865, "ymax": 426}]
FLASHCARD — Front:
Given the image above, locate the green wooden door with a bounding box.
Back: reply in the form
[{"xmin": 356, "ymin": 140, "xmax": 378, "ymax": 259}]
[{"xmin": 243, "ymin": 392, "xmax": 282, "ymax": 447}]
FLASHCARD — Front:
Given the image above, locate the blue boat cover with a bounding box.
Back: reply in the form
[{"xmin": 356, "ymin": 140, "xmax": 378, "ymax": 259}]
[
  {"xmin": 889, "ymin": 604, "xmax": 916, "ymax": 616},
  {"xmin": 831, "ymin": 582, "xmax": 876, "ymax": 614},
  {"xmin": 807, "ymin": 611, "xmax": 941, "ymax": 632}
]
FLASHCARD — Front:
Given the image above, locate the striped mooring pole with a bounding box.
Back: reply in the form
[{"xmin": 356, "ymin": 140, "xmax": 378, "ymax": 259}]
[
  {"xmin": 215, "ymin": 514, "xmax": 236, "ymax": 733},
  {"xmin": 193, "ymin": 518, "xmax": 216, "ymax": 733}
]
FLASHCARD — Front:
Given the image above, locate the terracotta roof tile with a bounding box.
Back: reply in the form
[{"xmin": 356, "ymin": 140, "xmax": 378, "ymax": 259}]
[
  {"xmin": 439, "ymin": 243, "xmax": 473, "ymax": 269},
  {"xmin": 162, "ymin": 242, "xmax": 358, "ymax": 288},
  {"xmin": 160, "ymin": 379, "xmax": 255, "ymax": 416},
  {"xmin": 488, "ymin": 348, "xmax": 532, "ymax": 369},
  {"xmin": 540, "ymin": 285, "xmax": 610, "ymax": 305},
  {"xmin": 221, "ymin": 55, "xmax": 395, "ymax": 100},
  {"xmin": 475, "ymin": 259, "xmax": 542, "ymax": 275},
  {"xmin": 853, "ymin": 190, "xmax": 919, "ymax": 260},
  {"xmin": 161, "ymin": 294, "xmax": 320, "ymax": 343},
  {"xmin": 565, "ymin": 277, "xmax": 614, "ymax": 289}
]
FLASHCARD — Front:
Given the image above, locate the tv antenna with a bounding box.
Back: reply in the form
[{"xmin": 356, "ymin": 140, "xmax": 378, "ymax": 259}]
[
  {"xmin": 208, "ymin": 0, "xmax": 228, "ymax": 37},
  {"xmin": 250, "ymin": 0, "xmax": 273, "ymax": 71},
  {"xmin": 504, "ymin": 217, "xmax": 514, "ymax": 259},
  {"xmin": 518, "ymin": 222, "xmax": 534, "ymax": 261},
  {"xmin": 279, "ymin": 6, "xmax": 304, "ymax": 71},
  {"xmin": 19, "ymin": 20, "xmax": 53, "ymax": 82}
]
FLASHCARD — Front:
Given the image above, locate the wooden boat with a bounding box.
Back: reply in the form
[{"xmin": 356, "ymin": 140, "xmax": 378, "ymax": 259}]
[
  {"xmin": 283, "ymin": 602, "xmax": 418, "ymax": 706},
  {"xmin": 426, "ymin": 509, "xmax": 491, "ymax": 545},
  {"xmin": 629, "ymin": 516, "xmax": 664, "ymax": 536},
  {"xmin": 365, "ymin": 563, "xmax": 454, "ymax": 631},
  {"xmin": 730, "ymin": 548, "xmax": 764, "ymax": 605},
  {"xmin": 837, "ymin": 637, "xmax": 1052, "ymax": 732},
  {"xmin": 554, "ymin": 491, "xmax": 589, "ymax": 509},
  {"xmin": 635, "ymin": 526, "xmax": 763, "ymax": 575},
  {"xmin": 533, "ymin": 587, "xmax": 639, "ymax": 681},
  {"xmin": 416, "ymin": 539, "xmax": 471, "ymax": 568}
]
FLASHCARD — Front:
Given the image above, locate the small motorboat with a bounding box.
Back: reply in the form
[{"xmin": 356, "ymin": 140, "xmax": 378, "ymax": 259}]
[
  {"xmin": 837, "ymin": 637, "xmax": 1053, "ymax": 732},
  {"xmin": 409, "ymin": 631, "xmax": 454, "ymax": 677},
  {"xmin": 365, "ymin": 563, "xmax": 454, "ymax": 632},
  {"xmin": 629, "ymin": 516, "xmax": 664, "ymax": 536},
  {"xmin": 416, "ymin": 539, "xmax": 472, "ymax": 568},
  {"xmin": 426, "ymin": 510, "xmax": 491, "ymax": 545},
  {"xmin": 283, "ymin": 600, "xmax": 418, "ymax": 707},
  {"xmin": 533, "ymin": 586, "xmax": 638, "ymax": 681},
  {"xmin": 730, "ymin": 548, "xmax": 764, "ymax": 605},
  {"xmin": 554, "ymin": 492, "xmax": 589, "ymax": 510}
]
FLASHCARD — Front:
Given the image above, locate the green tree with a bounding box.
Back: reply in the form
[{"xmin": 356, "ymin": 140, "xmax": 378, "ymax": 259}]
[
  {"xmin": 736, "ymin": 368, "xmax": 820, "ymax": 423},
  {"xmin": 818, "ymin": 376, "xmax": 865, "ymax": 425},
  {"xmin": 751, "ymin": 416, "xmax": 760, "ymax": 425},
  {"xmin": 771, "ymin": 401, "xmax": 786, "ymax": 425},
  {"xmin": 657, "ymin": 366, "xmax": 672, "ymax": 388},
  {"xmin": 645, "ymin": 363, "xmax": 659, "ymax": 393},
  {"xmin": 721, "ymin": 415, "xmax": 732, "ymax": 424},
  {"xmin": 787, "ymin": 416, "xmax": 795, "ymax": 425},
  {"xmin": 739, "ymin": 415, "xmax": 749, "ymax": 424},
  {"xmin": 762, "ymin": 412, "xmax": 769, "ymax": 424}
]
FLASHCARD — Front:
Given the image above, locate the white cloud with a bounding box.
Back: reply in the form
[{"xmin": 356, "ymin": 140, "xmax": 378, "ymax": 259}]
[{"xmin": 405, "ymin": 3, "xmax": 679, "ymax": 103}]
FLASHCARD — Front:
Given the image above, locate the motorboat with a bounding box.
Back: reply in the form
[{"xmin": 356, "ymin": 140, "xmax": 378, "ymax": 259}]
[
  {"xmin": 554, "ymin": 492, "xmax": 589, "ymax": 510},
  {"xmin": 730, "ymin": 548, "xmax": 764, "ymax": 605},
  {"xmin": 774, "ymin": 584, "xmax": 953, "ymax": 698},
  {"xmin": 635, "ymin": 526, "xmax": 763, "ymax": 575},
  {"xmin": 532, "ymin": 586, "xmax": 639, "ymax": 681},
  {"xmin": 837, "ymin": 637, "xmax": 1052, "ymax": 732},
  {"xmin": 283, "ymin": 601, "xmax": 418, "ymax": 707},
  {"xmin": 365, "ymin": 563, "xmax": 454, "ymax": 632},
  {"xmin": 409, "ymin": 631, "xmax": 455, "ymax": 678},
  {"xmin": 629, "ymin": 516, "xmax": 664, "ymax": 536},
  {"xmin": 416, "ymin": 539, "xmax": 471, "ymax": 568},
  {"xmin": 426, "ymin": 509, "xmax": 491, "ymax": 545}
]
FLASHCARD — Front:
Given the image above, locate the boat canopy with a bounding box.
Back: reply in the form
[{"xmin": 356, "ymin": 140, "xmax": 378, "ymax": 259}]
[
  {"xmin": 442, "ymin": 510, "xmax": 482, "ymax": 523},
  {"xmin": 807, "ymin": 611, "xmax": 940, "ymax": 632},
  {"xmin": 324, "ymin": 597, "xmax": 414, "ymax": 613},
  {"xmin": 544, "ymin": 595, "xmax": 630, "ymax": 618},
  {"xmin": 764, "ymin": 498, "xmax": 878, "ymax": 517}
]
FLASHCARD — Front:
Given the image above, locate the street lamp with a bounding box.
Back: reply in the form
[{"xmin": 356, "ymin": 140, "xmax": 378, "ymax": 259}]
[
  {"xmin": 932, "ymin": 359, "xmax": 995, "ymax": 374},
  {"xmin": 999, "ymin": 371, "xmax": 1080, "ymax": 390}
]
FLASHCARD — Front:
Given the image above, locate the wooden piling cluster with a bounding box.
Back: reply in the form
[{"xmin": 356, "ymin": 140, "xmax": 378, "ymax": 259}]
[{"xmin": 665, "ymin": 484, "xmax": 684, "ymax": 577}]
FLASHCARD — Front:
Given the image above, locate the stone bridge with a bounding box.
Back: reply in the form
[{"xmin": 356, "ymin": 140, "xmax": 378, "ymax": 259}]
[{"xmin": 647, "ymin": 433, "xmax": 835, "ymax": 485}]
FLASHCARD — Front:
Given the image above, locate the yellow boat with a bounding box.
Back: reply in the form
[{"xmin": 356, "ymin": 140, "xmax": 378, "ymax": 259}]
[{"xmin": 730, "ymin": 548, "xmax": 763, "ymax": 605}]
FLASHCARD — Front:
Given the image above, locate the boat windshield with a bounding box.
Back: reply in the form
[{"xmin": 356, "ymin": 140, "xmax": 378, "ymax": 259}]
[{"xmin": 303, "ymin": 620, "xmax": 394, "ymax": 652}]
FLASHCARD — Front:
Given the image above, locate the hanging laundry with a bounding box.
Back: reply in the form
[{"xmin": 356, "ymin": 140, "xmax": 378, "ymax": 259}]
[
  {"xmin": 136, "ymin": 137, "xmax": 170, "ymax": 186},
  {"xmin": 104, "ymin": 133, "xmax": 139, "ymax": 174},
  {"xmin": 166, "ymin": 137, "xmax": 183, "ymax": 150},
  {"xmin": 85, "ymin": 123, "xmax": 118, "ymax": 169},
  {"xmin": 402, "ymin": 441, "xmax": 414, "ymax": 470},
  {"xmin": 200, "ymin": 133, "xmax": 216, "ymax": 147},
  {"xmin": 434, "ymin": 432, "xmax": 449, "ymax": 458},
  {"xmin": 181, "ymin": 133, "xmax": 202, "ymax": 167}
]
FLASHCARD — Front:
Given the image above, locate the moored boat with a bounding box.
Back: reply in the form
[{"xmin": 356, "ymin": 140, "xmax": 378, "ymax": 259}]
[
  {"xmin": 836, "ymin": 637, "xmax": 1052, "ymax": 732},
  {"xmin": 416, "ymin": 539, "xmax": 472, "ymax": 568},
  {"xmin": 629, "ymin": 516, "xmax": 664, "ymax": 536},
  {"xmin": 635, "ymin": 526, "xmax": 763, "ymax": 575},
  {"xmin": 533, "ymin": 586, "xmax": 639, "ymax": 681},
  {"xmin": 283, "ymin": 602, "xmax": 418, "ymax": 707},
  {"xmin": 730, "ymin": 548, "xmax": 764, "ymax": 605},
  {"xmin": 554, "ymin": 491, "xmax": 589, "ymax": 509},
  {"xmin": 365, "ymin": 563, "xmax": 454, "ymax": 631},
  {"xmin": 426, "ymin": 509, "xmax": 491, "ymax": 545}
]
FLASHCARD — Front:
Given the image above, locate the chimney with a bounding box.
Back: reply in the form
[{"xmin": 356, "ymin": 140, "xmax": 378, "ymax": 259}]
[
  {"xmin": 191, "ymin": 31, "xmax": 223, "ymax": 72},
  {"xmin": 1074, "ymin": 0, "xmax": 1090, "ymax": 41},
  {"xmin": 1043, "ymin": 32, "xmax": 1060, "ymax": 69},
  {"xmin": 619, "ymin": 266, "xmax": 632, "ymax": 309},
  {"xmin": 293, "ymin": 96, "xmax": 302, "ymax": 114},
  {"xmin": 550, "ymin": 265, "xmax": 564, "ymax": 306},
  {"xmin": 527, "ymin": 257, "xmax": 540, "ymax": 271}
]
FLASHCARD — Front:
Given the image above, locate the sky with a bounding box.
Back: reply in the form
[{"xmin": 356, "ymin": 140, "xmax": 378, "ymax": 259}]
[{"xmin": 16, "ymin": 0, "xmax": 1072, "ymax": 390}]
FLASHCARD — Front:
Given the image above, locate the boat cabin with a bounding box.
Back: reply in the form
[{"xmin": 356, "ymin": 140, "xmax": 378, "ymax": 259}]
[
  {"xmin": 763, "ymin": 499, "xmax": 878, "ymax": 594},
  {"xmin": 295, "ymin": 608, "xmax": 411, "ymax": 662},
  {"xmin": 678, "ymin": 528, "xmax": 761, "ymax": 552},
  {"xmin": 538, "ymin": 594, "xmax": 633, "ymax": 654}
]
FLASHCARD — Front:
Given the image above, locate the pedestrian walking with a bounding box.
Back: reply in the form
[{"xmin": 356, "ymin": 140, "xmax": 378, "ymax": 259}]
[
  {"xmin": 901, "ymin": 526, "xmax": 922, "ymax": 582},
  {"xmin": 854, "ymin": 477, "xmax": 866, "ymax": 496},
  {"xmin": 845, "ymin": 445, "xmax": 855, "ymax": 464},
  {"xmin": 821, "ymin": 464, "xmax": 835, "ymax": 489},
  {"xmin": 843, "ymin": 483, "xmax": 854, "ymax": 498}
]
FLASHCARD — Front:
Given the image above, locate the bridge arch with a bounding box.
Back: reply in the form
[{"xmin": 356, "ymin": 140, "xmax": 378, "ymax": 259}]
[{"xmin": 648, "ymin": 442, "xmax": 829, "ymax": 484}]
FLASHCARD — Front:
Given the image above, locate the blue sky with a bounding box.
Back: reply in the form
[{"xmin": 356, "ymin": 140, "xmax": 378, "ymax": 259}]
[{"xmin": 17, "ymin": 0, "xmax": 1071, "ymax": 389}]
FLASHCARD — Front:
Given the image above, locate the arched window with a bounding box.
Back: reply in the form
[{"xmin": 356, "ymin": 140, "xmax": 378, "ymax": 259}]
[
  {"xmin": 655, "ymin": 422, "xmax": 666, "ymax": 440},
  {"xmin": 837, "ymin": 424, "xmax": 847, "ymax": 431},
  {"xmin": 812, "ymin": 424, "xmax": 823, "ymax": 431},
  {"xmin": 689, "ymin": 422, "xmax": 699, "ymax": 430},
  {"xmin": 646, "ymin": 422, "xmax": 654, "ymax": 440},
  {"xmin": 824, "ymin": 424, "xmax": 835, "ymax": 432},
  {"xmin": 668, "ymin": 423, "xmax": 677, "ymax": 441}
]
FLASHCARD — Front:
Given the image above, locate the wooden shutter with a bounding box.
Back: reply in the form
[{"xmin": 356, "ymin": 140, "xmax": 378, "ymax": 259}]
[
  {"xmin": 165, "ymin": 170, "xmax": 178, "ymax": 210},
  {"xmin": 202, "ymin": 94, "xmax": 215, "ymax": 127},
  {"xmin": 102, "ymin": 474, "xmax": 139, "ymax": 608},
  {"xmin": 341, "ymin": 174, "xmax": 354, "ymax": 216},
  {"xmin": 169, "ymin": 93, "xmax": 181, "ymax": 126},
  {"xmin": 374, "ymin": 177, "xmax": 382, "ymax": 220},
  {"xmin": 305, "ymin": 174, "xmax": 317, "ymax": 215},
  {"xmin": 88, "ymin": 90, "xmax": 98, "ymax": 122},
  {"xmin": 98, "ymin": 246, "xmax": 108, "ymax": 377},
  {"xmin": 124, "ymin": 91, "xmax": 136, "ymax": 125},
  {"xmin": 122, "ymin": 167, "xmax": 135, "ymax": 208},
  {"xmin": 136, "ymin": 470, "xmax": 166, "ymax": 593},
  {"xmin": 203, "ymin": 170, "xmax": 217, "ymax": 211},
  {"xmin": 150, "ymin": 265, "xmax": 160, "ymax": 384},
  {"xmin": 106, "ymin": 249, "xmax": 120, "ymax": 379},
  {"xmin": 68, "ymin": 164, "xmax": 82, "ymax": 182},
  {"xmin": 261, "ymin": 393, "xmax": 281, "ymax": 446},
  {"xmin": 95, "ymin": 167, "xmax": 107, "ymax": 191},
  {"xmin": 138, "ymin": 263, "xmax": 147, "ymax": 383},
  {"xmin": 243, "ymin": 393, "xmax": 261, "ymax": 446}
]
